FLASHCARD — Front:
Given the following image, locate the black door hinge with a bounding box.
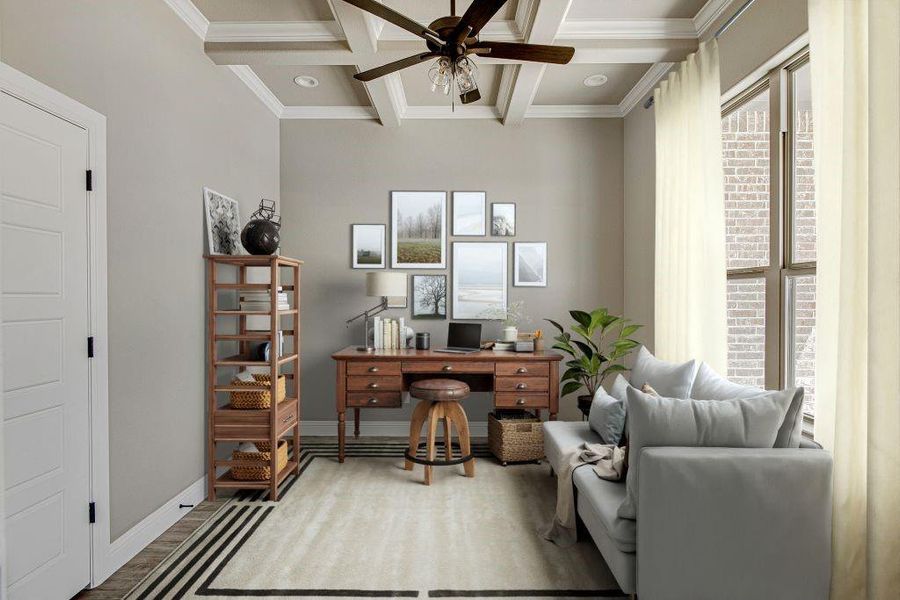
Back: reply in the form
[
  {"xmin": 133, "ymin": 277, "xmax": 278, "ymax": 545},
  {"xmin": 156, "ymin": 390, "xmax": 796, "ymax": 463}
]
[
  {"xmin": 86, "ymin": 170, "xmax": 93, "ymax": 191},
  {"xmin": 87, "ymin": 336, "xmax": 94, "ymax": 358},
  {"xmin": 89, "ymin": 502, "xmax": 96, "ymax": 524}
]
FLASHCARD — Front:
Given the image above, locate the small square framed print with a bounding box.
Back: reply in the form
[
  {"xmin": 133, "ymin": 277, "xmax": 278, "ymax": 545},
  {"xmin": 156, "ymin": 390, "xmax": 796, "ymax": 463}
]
[
  {"xmin": 452, "ymin": 191, "xmax": 486, "ymax": 236},
  {"xmin": 514, "ymin": 242, "xmax": 548, "ymax": 287},
  {"xmin": 491, "ymin": 203, "xmax": 516, "ymax": 236}
]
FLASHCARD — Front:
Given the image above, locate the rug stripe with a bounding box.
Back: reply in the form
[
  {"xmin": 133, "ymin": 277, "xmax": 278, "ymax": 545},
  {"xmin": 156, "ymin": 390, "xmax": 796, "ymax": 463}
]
[
  {"xmin": 428, "ymin": 591, "xmax": 627, "ymax": 598},
  {"xmin": 196, "ymin": 505, "xmax": 274, "ymax": 594}
]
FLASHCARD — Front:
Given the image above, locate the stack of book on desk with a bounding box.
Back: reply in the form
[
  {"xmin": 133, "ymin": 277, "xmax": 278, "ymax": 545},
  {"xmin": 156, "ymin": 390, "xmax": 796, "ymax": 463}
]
[
  {"xmin": 372, "ymin": 316, "xmax": 406, "ymax": 349},
  {"xmin": 240, "ymin": 288, "xmax": 289, "ymax": 311}
]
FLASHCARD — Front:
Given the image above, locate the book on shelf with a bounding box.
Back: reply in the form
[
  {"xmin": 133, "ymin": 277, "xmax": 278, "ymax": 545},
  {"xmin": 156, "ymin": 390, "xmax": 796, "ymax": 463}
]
[
  {"xmin": 239, "ymin": 301, "xmax": 290, "ymax": 311},
  {"xmin": 492, "ymin": 341, "xmax": 517, "ymax": 352}
]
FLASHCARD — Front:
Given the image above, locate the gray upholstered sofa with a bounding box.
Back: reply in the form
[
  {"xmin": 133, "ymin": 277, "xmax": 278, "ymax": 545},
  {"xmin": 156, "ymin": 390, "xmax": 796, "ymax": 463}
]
[{"xmin": 542, "ymin": 352, "xmax": 833, "ymax": 599}]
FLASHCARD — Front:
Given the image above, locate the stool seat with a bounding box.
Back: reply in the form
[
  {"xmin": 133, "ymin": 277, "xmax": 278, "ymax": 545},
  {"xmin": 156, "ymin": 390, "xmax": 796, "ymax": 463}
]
[{"xmin": 409, "ymin": 378, "xmax": 470, "ymax": 402}]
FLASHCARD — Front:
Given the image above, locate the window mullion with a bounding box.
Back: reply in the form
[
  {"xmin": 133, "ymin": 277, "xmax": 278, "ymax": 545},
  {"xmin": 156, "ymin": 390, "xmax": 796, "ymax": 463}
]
[{"xmin": 765, "ymin": 68, "xmax": 787, "ymax": 390}]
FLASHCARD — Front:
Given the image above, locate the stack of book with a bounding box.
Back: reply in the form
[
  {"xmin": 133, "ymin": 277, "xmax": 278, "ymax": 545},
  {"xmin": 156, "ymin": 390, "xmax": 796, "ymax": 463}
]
[
  {"xmin": 240, "ymin": 288, "xmax": 289, "ymax": 312},
  {"xmin": 372, "ymin": 316, "xmax": 406, "ymax": 349},
  {"xmin": 492, "ymin": 341, "xmax": 517, "ymax": 352}
]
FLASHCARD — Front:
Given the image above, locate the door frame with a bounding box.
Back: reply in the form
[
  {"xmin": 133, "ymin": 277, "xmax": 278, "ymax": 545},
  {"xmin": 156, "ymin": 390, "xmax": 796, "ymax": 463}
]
[{"xmin": 0, "ymin": 62, "xmax": 112, "ymax": 589}]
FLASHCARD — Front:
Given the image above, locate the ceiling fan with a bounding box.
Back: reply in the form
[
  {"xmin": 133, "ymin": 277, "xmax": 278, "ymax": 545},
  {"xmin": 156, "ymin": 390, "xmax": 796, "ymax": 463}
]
[{"xmin": 341, "ymin": 0, "xmax": 575, "ymax": 105}]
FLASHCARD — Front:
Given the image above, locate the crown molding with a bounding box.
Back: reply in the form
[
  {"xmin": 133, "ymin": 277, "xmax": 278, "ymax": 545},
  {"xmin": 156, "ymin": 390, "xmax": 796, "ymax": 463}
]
[
  {"xmin": 227, "ymin": 66, "xmax": 285, "ymax": 117},
  {"xmin": 206, "ymin": 21, "xmax": 344, "ymax": 43},
  {"xmin": 693, "ymin": 0, "xmax": 733, "ymax": 37},
  {"xmin": 526, "ymin": 104, "xmax": 622, "ymax": 119},
  {"xmin": 618, "ymin": 62, "xmax": 673, "ymax": 116},
  {"xmin": 280, "ymin": 105, "xmax": 378, "ymax": 119},
  {"xmin": 559, "ymin": 18, "xmax": 697, "ymax": 40},
  {"xmin": 162, "ymin": 0, "xmax": 209, "ymax": 38}
]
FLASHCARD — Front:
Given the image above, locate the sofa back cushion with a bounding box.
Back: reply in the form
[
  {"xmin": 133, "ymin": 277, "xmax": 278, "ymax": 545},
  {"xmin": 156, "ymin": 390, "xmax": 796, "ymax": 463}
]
[
  {"xmin": 629, "ymin": 346, "xmax": 698, "ymax": 399},
  {"xmin": 588, "ymin": 388, "xmax": 627, "ymax": 445},
  {"xmin": 617, "ymin": 386, "xmax": 793, "ymax": 520},
  {"xmin": 609, "ymin": 373, "xmax": 630, "ymax": 403},
  {"xmin": 691, "ymin": 362, "xmax": 805, "ymax": 448}
]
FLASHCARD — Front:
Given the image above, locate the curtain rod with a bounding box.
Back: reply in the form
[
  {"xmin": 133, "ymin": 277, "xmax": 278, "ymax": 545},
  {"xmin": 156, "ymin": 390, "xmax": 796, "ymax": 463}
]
[{"xmin": 643, "ymin": 0, "xmax": 757, "ymax": 109}]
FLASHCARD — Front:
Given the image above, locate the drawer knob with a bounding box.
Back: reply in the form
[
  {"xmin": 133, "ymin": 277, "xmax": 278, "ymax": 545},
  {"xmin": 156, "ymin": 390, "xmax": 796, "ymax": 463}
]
[
  {"xmin": 516, "ymin": 383, "xmax": 528, "ymax": 390},
  {"xmin": 516, "ymin": 398, "xmax": 526, "ymax": 406},
  {"xmin": 368, "ymin": 366, "xmax": 380, "ymax": 373},
  {"xmin": 442, "ymin": 365, "xmax": 453, "ymax": 372},
  {"xmin": 516, "ymin": 367, "xmax": 528, "ymax": 374},
  {"xmin": 368, "ymin": 397, "xmax": 378, "ymax": 405},
  {"xmin": 368, "ymin": 382, "xmax": 379, "ymax": 389}
]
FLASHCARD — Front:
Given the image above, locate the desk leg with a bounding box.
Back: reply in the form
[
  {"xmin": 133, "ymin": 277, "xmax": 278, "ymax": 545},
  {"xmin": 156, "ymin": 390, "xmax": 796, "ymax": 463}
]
[
  {"xmin": 354, "ymin": 408, "xmax": 360, "ymax": 438},
  {"xmin": 336, "ymin": 360, "xmax": 346, "ymax": 463},
  {"xmin": 549, "ymin": 361, "xmax": 559, "ymax": 421},
  {"xmin": 338, "ymin": 411, "xmax": 346, "ymax": 463}
]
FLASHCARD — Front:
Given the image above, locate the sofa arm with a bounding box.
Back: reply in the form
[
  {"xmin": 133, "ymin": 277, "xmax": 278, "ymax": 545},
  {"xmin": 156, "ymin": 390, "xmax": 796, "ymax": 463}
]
[{"xmin": 636, "ymin": 447, "xmax": 832, "ymax": 600}]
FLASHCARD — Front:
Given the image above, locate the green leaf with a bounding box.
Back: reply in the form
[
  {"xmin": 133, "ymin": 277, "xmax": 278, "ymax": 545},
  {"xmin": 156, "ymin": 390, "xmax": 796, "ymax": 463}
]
[
  {"xmin": 621, "ymin": 324, "xmax": 642, "ymax": 338},
  {"xmin": 572, "ymin": 340, "xmax": 594, "ymax": 359},
  {"xmin": 561, "ymin": 381, "xmax": 584, "ymax": 397},
  {"xmin": 551, "ymin": 343, "xmax": 576, "ymax": 357},
  {"xmin": 601, "ymin": 363, "xmax": 628, "ymax": 377},
  {"xmin": 569, "ymin": 310, "xmax": 592, "ymax": 329},
  {"xmin": 545, "ymin": 318, "xmax": 565, "ymax": 333},
  {"xmin": 600, "ymin": 315, "xmax": 623, "ymax": 331},
  {"xmin": 562, "ymin": 367, "xmax": 582, "ymax": 381}
]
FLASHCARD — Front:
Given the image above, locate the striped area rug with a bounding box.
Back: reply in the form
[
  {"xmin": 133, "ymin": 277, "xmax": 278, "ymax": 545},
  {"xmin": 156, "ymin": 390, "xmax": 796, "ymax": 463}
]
[{"xmin": 126, "ymin": 440, "xmax": 626, "ymax": 599}]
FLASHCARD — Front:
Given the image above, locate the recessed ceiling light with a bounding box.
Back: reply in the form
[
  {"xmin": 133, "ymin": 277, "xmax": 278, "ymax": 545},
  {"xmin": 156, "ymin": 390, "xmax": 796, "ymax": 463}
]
[
  {"xmin": 583, "ymin": 73, "xmax": 608, "ymax": 88},
  {"xmin": 293, "ymin": 75, "xmax": 319, "ymax": 88}
]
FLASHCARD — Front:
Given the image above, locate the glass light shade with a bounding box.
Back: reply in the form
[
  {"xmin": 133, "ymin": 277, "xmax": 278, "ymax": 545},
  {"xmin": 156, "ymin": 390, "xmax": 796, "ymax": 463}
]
[{"xmin": 366, "ymin": 272, "xmax": 406, "ymax": 298}]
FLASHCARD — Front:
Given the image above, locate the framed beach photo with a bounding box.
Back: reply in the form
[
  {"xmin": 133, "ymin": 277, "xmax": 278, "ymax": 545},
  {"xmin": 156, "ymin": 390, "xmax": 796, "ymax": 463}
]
[
  {"xmin": 491, "ymin": 202, "xmax": 516, "ymax": 236},
  {"xmin": 412, "ymin": 274, "xmax": 447, "ymax": 319},
  {"xmin": 203, "ymin": 187, "xmax": 242, "ymax": 255},
  {"xmin": 514, "ymin": 242, "xmax": 548, "ymax": 287},
  {"xmin": 351, "ymin": 224, "xmax": 386, "ymax": 269},
  {"xmin": 452, "ymin": 191, "xmax": 486, "ymax": 236},
  {"xmin": 391, "ymin": 191, "xmax": 447, "ymax": 269},
  {"xmin": 452, "ymin": 242, "xmax": 507, "ymax": 320}
]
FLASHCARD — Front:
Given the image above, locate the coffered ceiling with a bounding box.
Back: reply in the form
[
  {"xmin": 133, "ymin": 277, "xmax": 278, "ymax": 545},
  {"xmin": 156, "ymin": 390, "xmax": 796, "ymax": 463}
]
[{"xmin": 165, "ymin": 0, "xmax": 733, "ymax": 125}]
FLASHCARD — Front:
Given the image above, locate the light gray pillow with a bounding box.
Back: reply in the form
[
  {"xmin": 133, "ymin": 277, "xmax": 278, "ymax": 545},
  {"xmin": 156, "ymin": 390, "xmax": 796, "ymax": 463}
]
[
  {"xmin": 690, "ymin": 362, "xmax": 805, "ymax": 449},
  {"xmin": 629, "ymin": 346, "xmax": 698, "ymax": 398},
  {"xmin": 588, "ymin": 388, "xmax": 626, "ymax": 445},
  {"xmin": 617, "ymin": 386, "xmax": 793, "ymax": 520},
  {"xmin": 609, "ymin": 373, "xmax": 630, "ymax": 403}
]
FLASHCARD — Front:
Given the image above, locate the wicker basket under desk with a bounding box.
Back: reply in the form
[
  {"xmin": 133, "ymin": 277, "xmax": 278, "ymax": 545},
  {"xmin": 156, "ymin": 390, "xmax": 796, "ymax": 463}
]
[{"xmin": 488, "ymin": 411, "xmax": 544, "ymax": 465}]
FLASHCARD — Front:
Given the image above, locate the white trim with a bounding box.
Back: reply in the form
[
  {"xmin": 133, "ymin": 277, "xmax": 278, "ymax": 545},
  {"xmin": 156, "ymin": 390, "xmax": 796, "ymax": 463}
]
[
  {"xmin": 276, "ymin": 103, "xmax": 627, "ymax": 120},
  {"xmin": 227, "ymin": 65, "xmax": 285, "ymax": 117},
  {"xmin": 100, "ymin": 477, "xmax": 206, "ymax": 581},
  {"xmin": 280, "ymin": 105, "xmax": 378, "ymax": 119},
  {"xmin": 526, "ymin": 104, "xmax": 622, "ymax": 118},
  {"xmin": 618, "ymin": 62, "xmax": 673, "ymax": 115},
  {"xmin": 693, "ymin": 0, "xmax": 733, "ymax": 38},
  {"xmin": 404, "ymin": 105, "xmax": 501, "ymax": 120},
  {"xmin": 206, "ymin": 21, "xmax": 343, "ymax": 43},
  {"xmin": 0, "ymin": 62, "xmax": 111, "ymax": 589},
  {"xmin": 559, "ymin": 18, "xmax": 697, "ymax": 40},
  {"xmin": 720, "ymin": 32, "xmax": 809, "ymax": 105},
  {"xmin": 161, "ymin": 0, "xmax": 209, "ymax": 39},
  {"xmin": 303, "ymin": 421, "xmax": 489, "ymax": 438}
]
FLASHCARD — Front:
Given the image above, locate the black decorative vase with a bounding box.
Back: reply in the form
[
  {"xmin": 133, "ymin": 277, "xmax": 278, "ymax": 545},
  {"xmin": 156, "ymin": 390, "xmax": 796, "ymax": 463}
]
[{"xmin": 241, "ymin": 199, "xmax": 281, "ymax": 255}]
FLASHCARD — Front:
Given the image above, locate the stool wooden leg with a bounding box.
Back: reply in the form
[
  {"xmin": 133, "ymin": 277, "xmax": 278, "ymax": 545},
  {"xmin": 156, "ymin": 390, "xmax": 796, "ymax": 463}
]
[
  {"xmin": 443, "ymin": 415, "xmax": 453, "ymax": 461},
  {"xmin": 353, "ymin": 408, "xmax": 360, "ymax": 438},
  {"xmin": 406, "ymin": 400, "xmax": 431, "ymax": 471},
  {"xmin": 424, "ymin": 403, "xmax": 441, "ymax": 485},
  {"xmin": 448, "ymin": 402, "xmax": 474, "ymax": 478}
]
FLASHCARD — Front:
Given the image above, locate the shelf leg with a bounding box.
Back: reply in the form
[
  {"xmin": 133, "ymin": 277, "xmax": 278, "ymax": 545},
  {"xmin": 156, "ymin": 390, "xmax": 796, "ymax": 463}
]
[{"xmin": 338, "ymin": 411, "xmax": 346, "ymax": 463}]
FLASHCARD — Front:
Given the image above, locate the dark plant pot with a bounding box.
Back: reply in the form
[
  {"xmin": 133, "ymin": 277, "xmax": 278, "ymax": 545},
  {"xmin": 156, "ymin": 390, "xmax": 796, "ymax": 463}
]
[{"xmin": 577, "ymin": 394, "xmax": 593, "ymax": 419}]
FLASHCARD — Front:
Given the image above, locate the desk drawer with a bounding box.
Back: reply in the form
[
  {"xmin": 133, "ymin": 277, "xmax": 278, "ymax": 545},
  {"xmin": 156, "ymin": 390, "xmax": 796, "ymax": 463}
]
[
  {"xmin": 495, "ymin": 392, "xmax": 549, "ymax": 409},
  {"xmin": 495, "ymin": 362, "xmax": 550, "ymax": 377},
  {"xmin": 495, "ymin": 376, "xmax": 550, "ymax": 393},
  {"xmin": 347, "ymin": 361, "xmax": 401, "ymax": 376},
  {"xmin": 347, "ymin": 391, "xmax": 402, "ymax": 408},
  {"xmin": 347, "ymin": 375, "xmax": 403, "ymax": 392},
  {"xmin": 402, "ymin": 361, "xmax": 494, "ymax": 374}
]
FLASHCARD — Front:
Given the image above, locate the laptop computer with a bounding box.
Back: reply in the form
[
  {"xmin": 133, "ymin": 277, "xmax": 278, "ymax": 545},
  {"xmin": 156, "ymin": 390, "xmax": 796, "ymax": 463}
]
[{"xmin": 434, "ymin": 322, "xmax": 482, "ymax": 354}]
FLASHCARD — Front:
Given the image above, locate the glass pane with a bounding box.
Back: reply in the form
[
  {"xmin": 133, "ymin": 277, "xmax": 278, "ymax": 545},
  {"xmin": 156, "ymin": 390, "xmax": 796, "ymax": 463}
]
[
  {"xmin": 722, "ymin": 88, "xmax": 770, "ymax": 270},
  {"xmin": 727, "ymin": 277, "xmax": 766, "ymax": 388},
  {"xmin": 792, "ymin": 62, "xmax": 816, "ymax": 264},
  {"xmin": 787, "ymin": 274, "xmax": 817, "ymax": 416}
]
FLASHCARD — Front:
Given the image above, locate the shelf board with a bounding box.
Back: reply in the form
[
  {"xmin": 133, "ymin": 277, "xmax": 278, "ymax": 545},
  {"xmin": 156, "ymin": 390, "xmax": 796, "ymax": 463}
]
[
  {"xmin": 214, "ymin": 460, "xmax": 298, "ymax": 489},
  {"xmin": 214, "ymin": 397, "xmax": 297, "ymax": 412},
  {"xmin": 214, "ymin": 283, "xmax": 295, "ymax": 291},
  {"xmin": 214, "ymin": 353, "xmax": 299, "ymax": 367},
  {"xmin": 205, "ymin": 254, "xmax": 303, "ymax": 267},
  {"xmin": 214, "ymin": 309, "xmax": 298, "ymax": 316},
  {"xmin": 215, "ymin": 330, "xmax": 295, "ymax": 342}
]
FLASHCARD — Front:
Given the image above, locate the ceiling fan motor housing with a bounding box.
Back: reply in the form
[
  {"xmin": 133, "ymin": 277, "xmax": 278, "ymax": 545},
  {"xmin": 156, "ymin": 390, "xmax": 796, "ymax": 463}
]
[{"xmin": 427, "ymin": 16, "xmax": 477, "ymax": 54}]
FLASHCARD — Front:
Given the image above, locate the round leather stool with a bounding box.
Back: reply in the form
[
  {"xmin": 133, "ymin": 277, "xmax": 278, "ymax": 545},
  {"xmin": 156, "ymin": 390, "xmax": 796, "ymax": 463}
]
[{"xmin": 405, "ymin": 379, "xmax": 475, "ymax": 485}]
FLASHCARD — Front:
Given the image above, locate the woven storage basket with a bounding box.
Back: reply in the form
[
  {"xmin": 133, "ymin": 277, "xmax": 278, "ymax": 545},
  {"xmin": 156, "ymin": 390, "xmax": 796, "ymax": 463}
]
[
  {"xmin": 488, "ymin": 411, "xmax": 544, "ymax": 464},
  {"xmin": 231, "ymin": 440, "xmax": 288, "ymax": 481},
  {"xmin": 230, "ymin": 374, "xmax": 286, "ymax": 409}
]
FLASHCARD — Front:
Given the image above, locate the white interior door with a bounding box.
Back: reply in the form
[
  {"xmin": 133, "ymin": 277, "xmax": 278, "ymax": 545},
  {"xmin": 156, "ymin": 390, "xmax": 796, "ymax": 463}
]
[{"xmin": 1, "ymin": 91, "xmax": 92, "ymax": 599}]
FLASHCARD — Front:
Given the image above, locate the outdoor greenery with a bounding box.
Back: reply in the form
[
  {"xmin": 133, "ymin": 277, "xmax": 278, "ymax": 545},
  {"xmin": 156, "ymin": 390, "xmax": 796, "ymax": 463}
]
[
  {"xmin": 547, "ymin": 308, "xmax": 642, "ymax": 398},
  {"xmin": 397, "ymin": 241, "xmax": 442, "ymax": 263}
]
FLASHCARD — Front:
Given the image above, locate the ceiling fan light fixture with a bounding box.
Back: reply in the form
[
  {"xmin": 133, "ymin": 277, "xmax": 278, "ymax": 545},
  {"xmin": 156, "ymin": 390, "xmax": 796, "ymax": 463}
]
[
  {"xmin": 293, "ymin": 75, "xmax": 320, "ymax": 88},
  {"xmin": 583, "ymin": 73, "xmax": 608, "ymax": 88}
]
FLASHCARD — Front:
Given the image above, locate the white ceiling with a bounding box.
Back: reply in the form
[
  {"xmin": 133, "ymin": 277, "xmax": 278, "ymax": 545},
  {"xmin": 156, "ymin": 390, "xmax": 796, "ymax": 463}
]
[{"xmin": 171, "ymin": 0, "xmax": 734, "ymax": 125}]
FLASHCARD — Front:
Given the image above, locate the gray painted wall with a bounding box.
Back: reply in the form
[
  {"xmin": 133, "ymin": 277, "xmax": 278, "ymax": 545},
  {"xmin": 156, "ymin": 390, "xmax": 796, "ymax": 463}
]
[
  {"xmin": 280, "ymin": 119, "xmax": 624, "ymax": 423},
  {"xmin": 1, "ymin": 0, "xmax": 280, "ymax": 538}
]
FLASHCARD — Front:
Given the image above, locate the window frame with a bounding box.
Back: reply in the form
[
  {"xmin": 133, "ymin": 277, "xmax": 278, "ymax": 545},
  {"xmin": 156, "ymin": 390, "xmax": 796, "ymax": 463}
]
[{"xmin": 722, "ymin": 48, "xmax": 816, "ymax": 424}]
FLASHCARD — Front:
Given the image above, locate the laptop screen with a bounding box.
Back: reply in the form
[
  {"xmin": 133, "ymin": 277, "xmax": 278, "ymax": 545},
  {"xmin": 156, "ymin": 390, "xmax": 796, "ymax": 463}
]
[{"xmin": 447, "ymin": 322, "xmax": 482, "ymax": 349}]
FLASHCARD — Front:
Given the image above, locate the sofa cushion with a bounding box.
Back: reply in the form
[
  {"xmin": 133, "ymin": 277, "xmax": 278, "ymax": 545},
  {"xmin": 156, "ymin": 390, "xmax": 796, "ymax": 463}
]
[
  {"xmin": 542, "ymin": 421, "xmax": 602, "ymax": 473},
  {"xmin": 588, "ymin": 388, "xmax": 626, "ymax": 445},
  {"xmin": 574, "ymin": 467, "xmax": 635, "ymax": 553},
  {"xmin": 617, "ymin": 386, "xmax": 793, "ymax": 519},
  {"xmin": 629, "ymin": 346, "xmax": 698, "ymax": 398},
  {"xmin": 691, "ymin": 362, "xmax": 805, "ymax": 448},
  {"xmin": 609, "ymin": 373, "xmax": 630, "ymax": 402}
]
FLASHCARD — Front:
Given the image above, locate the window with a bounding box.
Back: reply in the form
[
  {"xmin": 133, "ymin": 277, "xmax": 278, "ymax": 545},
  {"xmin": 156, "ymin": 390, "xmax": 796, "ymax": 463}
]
[{"xmin": 721, "ymin": 51, "xmax": 817, "ymax": 424}]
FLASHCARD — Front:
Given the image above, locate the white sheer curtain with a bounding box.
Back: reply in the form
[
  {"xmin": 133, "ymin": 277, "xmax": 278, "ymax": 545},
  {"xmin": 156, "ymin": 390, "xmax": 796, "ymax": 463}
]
[
  {"xmin": 653, "ymin": 39, "xmax": 727, "ymax": 373},
  {"xmin": 809, "ymin": 0, "xmax": 900, "ymax": 597}
]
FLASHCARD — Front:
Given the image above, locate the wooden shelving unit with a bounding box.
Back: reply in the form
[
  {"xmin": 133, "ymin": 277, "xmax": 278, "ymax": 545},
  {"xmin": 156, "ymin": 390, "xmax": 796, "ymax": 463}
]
[{"xmin": 206, "ymin": 254, "xmax": 302, "ymax": 501}]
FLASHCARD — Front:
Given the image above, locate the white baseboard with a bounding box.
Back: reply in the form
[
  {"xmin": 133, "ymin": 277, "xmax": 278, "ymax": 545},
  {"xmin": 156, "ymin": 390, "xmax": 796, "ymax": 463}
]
[
  {"xmin": 95, "ymin": 475, "xmax": 206, "ymax": 586},
  {"xmin": 302, "ymin": 420, "xmax": 489, "ymax": 438}
]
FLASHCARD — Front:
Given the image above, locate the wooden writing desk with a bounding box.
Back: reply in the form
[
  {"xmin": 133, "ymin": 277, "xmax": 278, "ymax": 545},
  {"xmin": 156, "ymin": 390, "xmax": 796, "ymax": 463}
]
[{"xmin": 331, "ymin": 346, "xmax": 563, "ymax": 463}]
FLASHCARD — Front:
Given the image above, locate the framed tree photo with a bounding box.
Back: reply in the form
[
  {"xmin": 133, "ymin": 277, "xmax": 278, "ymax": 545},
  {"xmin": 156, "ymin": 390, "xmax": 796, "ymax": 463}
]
[
  {"xmin": 452, "ymin": 191, "xmax": 486, "ymax": 236},
  {"xmin": 351, "ymin": 224, "xmax": 386, "ymax": 269},
  {"xmin": 452, "ymin": 242, "xmax": 508, "ymax": 319},
  {"xmin": 412, "ymin": 274, "xmax": 447, "ymax": 319},
  {"xmin": 491, "ymin": 202, "xmax": 516, "ymax": 236},
  {"xmin": 391, "ymin": 191, "xmax": 447, "ymax": 269},
  {"xmin": 514, "ymin": 242, "xmax": 548, "ymax": 287}
]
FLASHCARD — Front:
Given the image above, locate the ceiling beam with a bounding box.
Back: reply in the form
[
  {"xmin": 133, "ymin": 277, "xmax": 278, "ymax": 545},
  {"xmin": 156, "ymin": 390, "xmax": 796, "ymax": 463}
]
[{"xmin": 501, "ymin": 0, "xmax": 572, "ymax": 126}]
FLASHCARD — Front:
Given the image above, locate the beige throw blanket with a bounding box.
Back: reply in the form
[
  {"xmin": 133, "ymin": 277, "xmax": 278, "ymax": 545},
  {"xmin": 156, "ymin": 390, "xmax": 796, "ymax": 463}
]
[{"xmin": 543, "ymin": 443, "xmax": 626, "ymax": 547}]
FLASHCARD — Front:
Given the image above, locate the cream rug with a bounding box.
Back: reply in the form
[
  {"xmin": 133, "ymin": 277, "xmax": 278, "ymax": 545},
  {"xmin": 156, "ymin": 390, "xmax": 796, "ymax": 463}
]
[{"xmin": 127, "ymin": 440, "xmax": 625, "ymax": 599}]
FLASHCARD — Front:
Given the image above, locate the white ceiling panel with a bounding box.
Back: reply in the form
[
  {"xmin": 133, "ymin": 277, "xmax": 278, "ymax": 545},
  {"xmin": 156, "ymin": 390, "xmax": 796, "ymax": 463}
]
[
  {"xmin": 400, "ymin": 62, "xmax": 502, "ymax": 106},
  {"xmin": 383, "ymin": 0, "xmax": 519, "ymax": 23},
  {"xmin": 193, "ymin": 0, "xmax": 335, "ymax": 22},
  {"xmin": 567, "ymin": 0, "xmax": 708, "ymax": 20},
  {"xmin": 534, "ymin": 63, "xmax": 652, "ymax": 106},
  {"xmin": 253, "ymin": 65, "xmax": 371, "ymax": 106}
]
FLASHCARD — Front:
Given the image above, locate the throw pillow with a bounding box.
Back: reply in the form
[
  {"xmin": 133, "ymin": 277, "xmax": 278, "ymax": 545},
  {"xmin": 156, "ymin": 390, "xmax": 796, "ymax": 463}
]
[
  {"xmin": 588, "ymin": 388, "xmax": 626, "ymax": 445},
  {"xmin": 629, "ymin": 346, "xmax": 699, "ymax": 398},
  {"xmin": 690, "ymin": 362, "xmax": 805, "ymax": 448},
  {"xmin": 617, "ymin": 386, "xmax": 793, "ymax": 520},
  {"xmin": 609, "ymin": 373, "xmax": 630, "ymax": 403}
]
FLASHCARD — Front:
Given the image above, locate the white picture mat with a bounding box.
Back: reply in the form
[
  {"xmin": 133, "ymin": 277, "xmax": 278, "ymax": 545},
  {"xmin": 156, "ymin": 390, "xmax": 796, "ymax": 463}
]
[
  {"xmin": 391, "ymin": 191, "xmax": 447, "ymax": 268},
  {"xmin": 514, "ymin": 242, "xmax": 548, "ymax": 287},
  {"xmin": 452, "ymin": 191, "xmax": 486, "ymax": 236},
  {"xmin": 352, "ymin": 224, "xmax": 386, "ymax": 269},
  {"xmin": 452, "ymin": 242, "xmax": 508, "ymax": 319}
]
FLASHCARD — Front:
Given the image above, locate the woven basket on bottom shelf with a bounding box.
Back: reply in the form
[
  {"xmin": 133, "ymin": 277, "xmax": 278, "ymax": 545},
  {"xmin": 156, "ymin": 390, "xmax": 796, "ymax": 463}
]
[
  {"xmin": 231, "ymin": 440, "xmax": 288, "ymax": 481},
  {"xmin": 488, "ymin": 411, "xmax": 544, "ymax": 464},
  {"xmin": 230, "ymin": 374, "xmax": 286, "ymax": 409}
]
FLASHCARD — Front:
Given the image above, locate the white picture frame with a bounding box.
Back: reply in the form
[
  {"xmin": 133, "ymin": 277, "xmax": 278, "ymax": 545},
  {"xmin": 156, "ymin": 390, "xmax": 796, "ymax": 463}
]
[
  {"xmin": 203, "ymin": 187, "xmax": 242, "ymax": 255},
  {"xmin": 491, "ymin": 202, "xmax": 516, "ymax": 237},
  {"xmin": 391, "ymin": 191, "xmax": 447, "ymax": 269},
  {"xmin": 452, "ymin": 242, "xmax": 508, "ymax": 319},
  {"xmin": 351, "ymin": 223, "xmax": 386, "ymax": 269},
  {"xmin": 452, "ymin": 191, "xmax": 486, "ymax": 236},
  {"xmin": 514, "ymin": 242, "xmax": 548, "ymax": 287}
]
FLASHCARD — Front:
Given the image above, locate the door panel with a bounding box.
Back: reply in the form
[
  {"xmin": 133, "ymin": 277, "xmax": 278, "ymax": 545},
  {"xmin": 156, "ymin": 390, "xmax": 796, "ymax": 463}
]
[{"xmin": 1, "ymin": 91, "xmax": 91, "ymax": 599}]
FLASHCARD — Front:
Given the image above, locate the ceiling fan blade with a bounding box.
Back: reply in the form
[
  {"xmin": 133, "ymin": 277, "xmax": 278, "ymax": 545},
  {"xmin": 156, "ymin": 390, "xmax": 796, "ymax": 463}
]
[
  {"xmin": 460, "ymin": 88, "xmax": 482, "ymax": 104},
  {"xmin": 354, "ymin": 52, "xmax": 438, "ymax": 82},
  {"xmin": 472, "ymin": 41, "xmax": 575, "ymax": 64},
  {"xmin": 449, "ymin": 0, "xmax": 508, "ymax": 42},
  {"xmin": 341, "ymin": 0, "xmax": 442, "ymax": 44}
]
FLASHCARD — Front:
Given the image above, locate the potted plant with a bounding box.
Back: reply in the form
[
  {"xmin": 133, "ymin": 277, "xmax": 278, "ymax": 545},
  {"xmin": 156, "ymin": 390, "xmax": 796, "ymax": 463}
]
[{"xmin": 546, "ymin": 308, "xmax": 642, "ymax": 414}]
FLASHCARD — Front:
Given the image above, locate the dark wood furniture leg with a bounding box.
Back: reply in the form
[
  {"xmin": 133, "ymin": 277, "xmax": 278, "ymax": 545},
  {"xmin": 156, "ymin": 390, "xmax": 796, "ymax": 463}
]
[
  {"xmin": 354, "ymin": 408, "xmax": 360, "ymax": 438},
  {"xmin": 336, "ymin": 359, "xmax": 346, "ymax": 463},
  {"xmin": 549, "ymin": 360, "xmax": 559, "ymax": 421}
]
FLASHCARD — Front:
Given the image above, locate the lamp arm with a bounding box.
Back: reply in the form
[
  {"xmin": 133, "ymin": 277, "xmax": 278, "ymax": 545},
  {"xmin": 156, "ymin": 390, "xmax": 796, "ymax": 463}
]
[{"xmin": 345, "ymin": 298, "xmax": 388, "ymax": 326}]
